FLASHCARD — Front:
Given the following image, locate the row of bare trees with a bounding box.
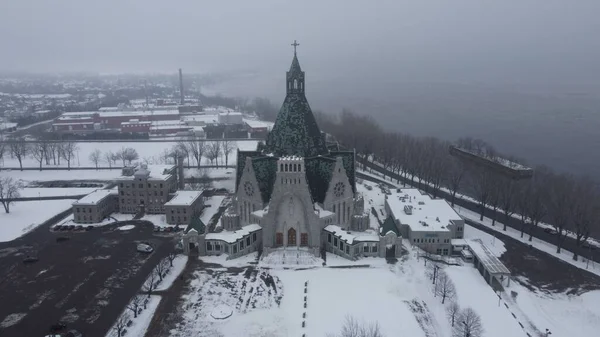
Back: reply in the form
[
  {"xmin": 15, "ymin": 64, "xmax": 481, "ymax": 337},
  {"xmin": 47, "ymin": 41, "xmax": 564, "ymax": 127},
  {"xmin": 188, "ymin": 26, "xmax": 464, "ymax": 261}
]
[
  {"xmin": 317, "ymin": 110, "xmax": 600, "ymax": 259},
  {"xmin": 113, "ymin": 253, "xmax": 179, "ymax": 337},
  {"xmin": 0, "ymin": 136, "xmax": 80, "ymax": 170},
  {"xmin": 425, "ymin": 262, "xmax": 483, "ymax": 337}
]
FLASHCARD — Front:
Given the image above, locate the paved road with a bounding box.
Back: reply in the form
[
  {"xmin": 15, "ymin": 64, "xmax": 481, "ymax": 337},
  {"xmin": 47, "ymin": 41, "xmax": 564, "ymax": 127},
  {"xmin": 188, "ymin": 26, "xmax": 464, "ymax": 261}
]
[
  {"xmin": 357, "ymin": 157, "xmax": 600, "ymax": 264},
  {"xmin": 0, "ymin": 219, "xmax": 179, "ymax": 337}
]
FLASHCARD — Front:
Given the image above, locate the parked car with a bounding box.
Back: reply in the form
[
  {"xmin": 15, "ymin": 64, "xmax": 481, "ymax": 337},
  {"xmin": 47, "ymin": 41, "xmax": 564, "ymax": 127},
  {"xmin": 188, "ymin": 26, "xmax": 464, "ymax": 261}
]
[
  {"xmin": 137, "ymin": 243, "xmax": 153, "ymax": 253},
  {"xmin": 53, "ymin": 225, "xmax": 63, "ymax": 231},
  {"xmin": 64, "ymin": 329, "xmax": 83, "ymax": 337},
  {"xmin": 75, "ymin": 225, "xmax": 84, "ymax": 231},
  {"xmin": 544, "ymin": 227, "xmax": 557, "ymax": 235},
  {"xmin": 85, "ymin": 226, "xmax": 94, "ymax": 231},
  {"xmin": 67, "ymin": 225, "xmax": 76, "ymax": 231},
  {"xmin": 23, "ymin": 255, "xmax": 39, "ymax": 264},
  {"xmin": 60, "ymin": 226, "xmax": 70, "ymax": 231},
  {"xmin": 49, "ymin": 323, "xmax": 66, "ymax": 333}
]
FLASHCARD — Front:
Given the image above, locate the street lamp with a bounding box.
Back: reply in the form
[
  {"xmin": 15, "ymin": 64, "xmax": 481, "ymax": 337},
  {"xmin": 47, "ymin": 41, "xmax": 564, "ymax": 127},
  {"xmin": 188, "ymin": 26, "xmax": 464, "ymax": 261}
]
[{"xmin": 462, "ymin": 321, "xmax": 470, "ymax": 337}]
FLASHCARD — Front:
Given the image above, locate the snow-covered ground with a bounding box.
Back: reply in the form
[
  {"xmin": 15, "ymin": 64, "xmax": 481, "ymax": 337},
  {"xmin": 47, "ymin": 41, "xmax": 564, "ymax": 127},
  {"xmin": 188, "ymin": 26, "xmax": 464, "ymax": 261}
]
[
  {"xmin": 105, "ymin": 295, "xmax": 161, "ymax": 337},
  {"xmin": 0, "ymin": 140, "xmax": 258, "ymax": 168},
  {"xmin": 356, "ymin": 180, "xmax": 387, "ymax": 230},
  {"xmin": 171, "ymin": 252, "xmax": 532, "ymax": 337},
  {"xmin": 52, "ymin": 213, "xmax": 117, "ymax": 229},
  {"xmin": 155, "ymin": 255, "xmax": 188, "ymax": 291},
  {"xmin": 464, "ymin": 221, "xmax": 600, "ymax": 336},
  {"xmin": 0, "ymin": 199, "xmax": 73, "ymax": 242},
  {"xmin": 201, "ymin": 196, "xmax": 226, "ymax": 225},
  {"xmin": 0, "ymin": 168, "xmax": 123, "ymax": 182},
  {"xmin": 456, "ymin": 205, "xmax": 600, "ymax": 277},
  {"xmin": 19, "ymin": 187, "xmax": 98, "ymax": 197}
]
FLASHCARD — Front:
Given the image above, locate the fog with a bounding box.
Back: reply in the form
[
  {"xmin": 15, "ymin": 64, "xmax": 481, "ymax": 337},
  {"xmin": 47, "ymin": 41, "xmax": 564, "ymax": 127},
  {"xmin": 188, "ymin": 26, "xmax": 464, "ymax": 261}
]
[{"xmin": 2, "ymin": 0, "xmax": 600, "ymax": 177}]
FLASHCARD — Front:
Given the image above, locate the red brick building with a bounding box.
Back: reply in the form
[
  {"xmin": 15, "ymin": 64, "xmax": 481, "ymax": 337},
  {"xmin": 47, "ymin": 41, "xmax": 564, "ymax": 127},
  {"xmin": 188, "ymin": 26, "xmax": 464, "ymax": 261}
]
[{"xmin": 53, "ymin": 110, "xmax": 180, "ymax": 133}]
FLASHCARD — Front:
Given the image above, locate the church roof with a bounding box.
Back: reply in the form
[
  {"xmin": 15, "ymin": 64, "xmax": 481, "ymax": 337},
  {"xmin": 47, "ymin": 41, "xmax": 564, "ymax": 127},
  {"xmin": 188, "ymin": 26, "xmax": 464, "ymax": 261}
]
[
  {"xmin": 381, "ymin": 215, "xmax": 400, "ymax": 237},
  {"xmin": 185, "ymin": 217, "xmax": 206, "ymax": 235},
  {"xmin": 236, "ymin": 150, "xmax": 356, "ymax": 205},
  {"xmin": 264, "ymin": 51, "xmax": 329, "ymax": 157}
]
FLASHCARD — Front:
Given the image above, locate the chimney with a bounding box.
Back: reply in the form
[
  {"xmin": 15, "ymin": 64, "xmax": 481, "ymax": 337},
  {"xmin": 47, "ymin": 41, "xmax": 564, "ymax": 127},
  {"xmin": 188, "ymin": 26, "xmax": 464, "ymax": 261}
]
[
  {"xmin": 179, "ymin": 68, "xmax": 184, "ymax": 105},
  {"xmin": 177, "ymin": 156, "xmax": 185, "ymax": 190}
]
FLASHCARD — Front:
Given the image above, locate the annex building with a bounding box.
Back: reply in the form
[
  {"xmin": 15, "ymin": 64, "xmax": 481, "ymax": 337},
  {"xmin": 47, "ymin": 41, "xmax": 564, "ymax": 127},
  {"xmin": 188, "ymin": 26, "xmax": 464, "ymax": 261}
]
[{"xmin": 183, "ymin": 45, "xmax": 403, "ymax": 260}]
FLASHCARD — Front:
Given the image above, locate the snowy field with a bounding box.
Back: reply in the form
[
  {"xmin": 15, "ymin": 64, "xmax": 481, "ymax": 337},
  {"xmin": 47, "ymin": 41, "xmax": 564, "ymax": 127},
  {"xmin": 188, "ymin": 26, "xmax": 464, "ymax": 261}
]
[
  {"xmin": 0, "ymin": 199, "xmax": 73, "ymax": 242},
  {"xmin": 170, "ymin": 252, "xmax": 530, "ymax": 337},
  {"xmin": 19, "ymin": 187, "xmax": 98, "ymax": 197},
  {"xmin": 0, "ymin": 140, "xmax": 259, "ymax": 168},
  {"xmin": 0, "ymin": 168, "xmax": 123, "ymax": 182}
]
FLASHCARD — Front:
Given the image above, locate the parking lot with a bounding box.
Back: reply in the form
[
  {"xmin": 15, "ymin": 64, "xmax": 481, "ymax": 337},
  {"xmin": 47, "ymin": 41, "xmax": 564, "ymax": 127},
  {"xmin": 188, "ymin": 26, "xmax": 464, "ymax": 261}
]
[{"xmin": 0, "ymin": 219, "xmax": 178, "ymax": 337}]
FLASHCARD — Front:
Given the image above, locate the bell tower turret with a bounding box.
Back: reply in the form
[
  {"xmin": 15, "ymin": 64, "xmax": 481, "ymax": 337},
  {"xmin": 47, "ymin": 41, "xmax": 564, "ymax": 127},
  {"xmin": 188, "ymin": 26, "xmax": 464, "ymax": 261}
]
[{"xmin": 287, "ymin": 40, "xmax": 305, "ymax": 95}]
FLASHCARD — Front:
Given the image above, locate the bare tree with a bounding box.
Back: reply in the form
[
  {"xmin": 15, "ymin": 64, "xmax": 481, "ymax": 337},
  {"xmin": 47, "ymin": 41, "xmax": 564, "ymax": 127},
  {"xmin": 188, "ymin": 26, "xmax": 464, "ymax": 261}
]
[
  {"xmin": 187, "ymin": 137, "xmax": 205, "ymax": 168},
  {"xmin": 435, "ymin": 271, "xmax": 456, "ymax": 304},
  {"xmin": 471, "ymin": 168, "xmax": 495, "ymax": 221},
  {"xmin": 0, "ymin": 177, "xmax": 23, "ymax": 213},
  {"xmin": 175, "ymin": 141, "xmax": 190, "ymax": 166},
  {"xmin": 206, "ymin": 141, "xmax": 222, "ymax": 166},
  {"xmin": 0, "ymin": 140, "xmax": 5, "ymax": 169},
  {"xmin": 487, "ymin": 175, "xmax": 503, "ymax": 226},
  {"xmin": 546, "ymin": 173, "xmax": 575, "ymax": 254},
  {"xmin": 222, "ymin": 139, "xmax": 235, "ymax": 166},
  {"xmin": 453, "ymin": 308, "xmax": 483, "ymax": 337},
  {"xmin": 112, "ymin": 313, "xmax": 130, "ymax": 337},
  {"xmin": 155, "ymin": 259, "xmax": 168, "ymax": 282},
  {"xmin": 570, "ymin": 176, "xmax": 597, "ymax": 260},
  {"xmin": 9, "ymin": 137, "xmax": 28, "ymax": 171},
  {"xmin": 167, "ymin": 252, "xmax": 177, "ymax": 267},
  {"xmin": 143, "ymin": 270, "xmax": 158, "ymax": 295},
  {"xmin": 47, "ymin": 141, "xmax": 60, "ymax": 165},
  {"xmin": 446, "ymin": 301, "xmax": 460, "ymax": 327},
  {"xmin": 30, "ymin": 141, "xmax": 48, "ymax": 171},
  {"xmin": 327, "ymin": 315, "xmax": 385, "ymax": 337},
  {"xmin": 104, "ymin": 151, "xmax": 114, "ymax": 168},
  {"xmin": 444, "ymin": 157, "xmax": 467, "ymax": 207},
  {"xmin": 89, "ymin": 149, "xmax": 102, "ymax": 169},
  {"xmin": 60, "ymin": 141, "xmax": 79, "ymax": 170},
  {"xmin": 127, "ymin": 295, "xmax": 144, "ymax": 318},
  {"xmin": 122, "ymin": 147, "xmax": 139, "ymax": 165}
]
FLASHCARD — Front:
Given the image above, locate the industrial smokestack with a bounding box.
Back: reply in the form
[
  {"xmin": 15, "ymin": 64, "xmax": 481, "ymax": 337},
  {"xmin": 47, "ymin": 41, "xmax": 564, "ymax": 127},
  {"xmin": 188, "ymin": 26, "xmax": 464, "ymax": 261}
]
[
  {"xmin": 178, "ymin": 68, "xmax": 184, "ymax": 105},
  {"xmin": 177, "ymin": 156, "xmax": 185, "ymax": 190}
]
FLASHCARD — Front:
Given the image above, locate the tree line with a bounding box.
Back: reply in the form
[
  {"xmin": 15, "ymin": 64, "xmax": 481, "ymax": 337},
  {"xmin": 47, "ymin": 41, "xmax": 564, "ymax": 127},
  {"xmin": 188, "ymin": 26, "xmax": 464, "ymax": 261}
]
[{"xmin": 313, "ymin": 109, "xmax": 599, "ymax": 260}]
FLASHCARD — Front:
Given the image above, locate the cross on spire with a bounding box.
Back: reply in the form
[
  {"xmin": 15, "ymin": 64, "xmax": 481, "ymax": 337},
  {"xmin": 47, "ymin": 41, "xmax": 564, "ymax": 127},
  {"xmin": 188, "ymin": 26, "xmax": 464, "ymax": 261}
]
[{"xmin": 291, "ymin": 40, "xmax": 300, "ymax": 55}]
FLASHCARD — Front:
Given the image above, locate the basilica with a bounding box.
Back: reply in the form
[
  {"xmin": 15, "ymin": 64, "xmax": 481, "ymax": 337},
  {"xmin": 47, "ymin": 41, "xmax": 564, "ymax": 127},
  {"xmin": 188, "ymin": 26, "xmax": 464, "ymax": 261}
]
[{"xmin": 183, "ymin": 44, "xmax": 402, "ymax": 260}]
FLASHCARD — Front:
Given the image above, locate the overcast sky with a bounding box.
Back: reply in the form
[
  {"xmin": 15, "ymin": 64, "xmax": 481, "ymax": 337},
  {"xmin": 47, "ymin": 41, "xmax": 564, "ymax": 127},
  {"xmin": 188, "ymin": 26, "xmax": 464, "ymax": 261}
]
[{"xmin": 1, "ymin": 0, "xmax": 599, "ymax": 91}]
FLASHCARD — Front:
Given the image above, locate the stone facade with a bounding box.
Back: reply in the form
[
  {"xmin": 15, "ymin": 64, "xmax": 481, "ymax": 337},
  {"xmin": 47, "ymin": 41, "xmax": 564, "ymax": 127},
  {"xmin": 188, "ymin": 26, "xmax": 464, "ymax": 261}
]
[
  {"xmin": 117, "ymin": 164, "xmax": 177, "ymax": 214},
  {"xmin": 72, "ymin": 190, "xmax": 118, "ymax": 224},
  {"xmin": 164, "ymin": 191, "xmax": 204, "ymax": 226}
]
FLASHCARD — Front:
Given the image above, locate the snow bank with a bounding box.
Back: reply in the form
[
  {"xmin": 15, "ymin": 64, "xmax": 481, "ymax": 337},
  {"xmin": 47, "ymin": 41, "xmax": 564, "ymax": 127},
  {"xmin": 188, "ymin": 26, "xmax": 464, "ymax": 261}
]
[
  {"xmin": 105, "ymin": 295, "xmax": 161, "ymax": 337},
  {"xmin": 0, "ymin": 199, "xmax": 73, "ymax": 242},
  {"xmin": 155, "ymin": 255, "xmax": 188, "ymax": 291}
]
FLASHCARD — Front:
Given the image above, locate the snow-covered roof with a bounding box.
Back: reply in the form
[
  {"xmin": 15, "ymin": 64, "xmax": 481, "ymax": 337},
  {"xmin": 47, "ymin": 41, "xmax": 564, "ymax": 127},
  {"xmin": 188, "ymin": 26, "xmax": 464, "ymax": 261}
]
[
  {"xmin": 0, "ymin": 122, "xmax": 18, "ymax": 130},
  {"xmin": 99, "ymin": 109, "xmax": 180, "ymax": 118},
  {"xmin": 386, "ymin": 189, "xmax": 461, "ymax": 232},
  {"xmin": 314, "ymin": 203, "xmax": 334, "ymax": 218},
  {"xmin": 244, "ymin": 118, "xmax": 274, "ymax": 129},
  {"xmin": 181, "ymin": 115, "xmax": 219, "ymax": 124},
  {"xmin": 205, "ymin": 224, "xmax": 262, "ymax": 243},
  {"xmin": 73, "ymin": 189, "xmax": 117, "ymax": 206},
  {"xmin": 165, "ymin": 191, "xmax": 203, "ymax": 206},
  {"xmin": 324, "ymin": 225, "xmax": 380, "ymax": 244},
  {"xmin": 468, "ymin": 239, "xmax": 510, "ymax": 274},
  {"xmin": 117, "ymin": 164, "xmax": 175, "ymax": 181},
  {"xmin": 451, "ymin": 239, "xmax": 469, "ymax": 246}
]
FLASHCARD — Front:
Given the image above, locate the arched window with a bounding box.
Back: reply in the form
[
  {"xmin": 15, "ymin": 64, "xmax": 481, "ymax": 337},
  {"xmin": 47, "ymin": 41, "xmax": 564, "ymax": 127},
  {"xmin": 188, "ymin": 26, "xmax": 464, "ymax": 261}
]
[
  {"xmin": 280, "ymin": 164, "xmax": 284, "ymax": 171},
  {"xmin": 298, "ymin": 164, "xmax": 302, "ymax": 171},
  {"xmin": 293, "ymin": 164, "xmax": 297, "ymax": 171},
  {"xmin": 294, "ymin": 79, "xmax": 298, "ymax": 89},
  {"xmin": 285, "ymin": 163, "xmax": 288, "ymax": 172}
]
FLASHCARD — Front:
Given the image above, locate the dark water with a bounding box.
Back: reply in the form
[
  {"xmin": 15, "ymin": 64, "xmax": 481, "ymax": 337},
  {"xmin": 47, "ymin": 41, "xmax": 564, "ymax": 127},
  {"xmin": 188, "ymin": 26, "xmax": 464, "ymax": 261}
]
[{"xmin": 208, "ymin": 75, "xmax": 600, "ymax": 180}]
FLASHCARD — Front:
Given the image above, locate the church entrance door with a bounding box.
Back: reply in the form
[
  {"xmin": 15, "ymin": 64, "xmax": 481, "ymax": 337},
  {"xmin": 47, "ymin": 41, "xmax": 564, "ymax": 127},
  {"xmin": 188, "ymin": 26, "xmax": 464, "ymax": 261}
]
[{"xmin": 287, "ymin": 228, "xmax": 297, "ymax": 246}]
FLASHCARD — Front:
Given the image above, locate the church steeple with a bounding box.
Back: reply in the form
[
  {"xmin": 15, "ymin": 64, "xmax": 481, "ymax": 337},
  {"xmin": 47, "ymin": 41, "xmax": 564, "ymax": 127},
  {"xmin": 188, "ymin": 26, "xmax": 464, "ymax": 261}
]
[
  {"xmin": 264, "ymin": 41, "xmax": 329, "ymax": 158},
  {"xmin": 287, "ymin": 40, "xmax": 305, "ymax": 95}
]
